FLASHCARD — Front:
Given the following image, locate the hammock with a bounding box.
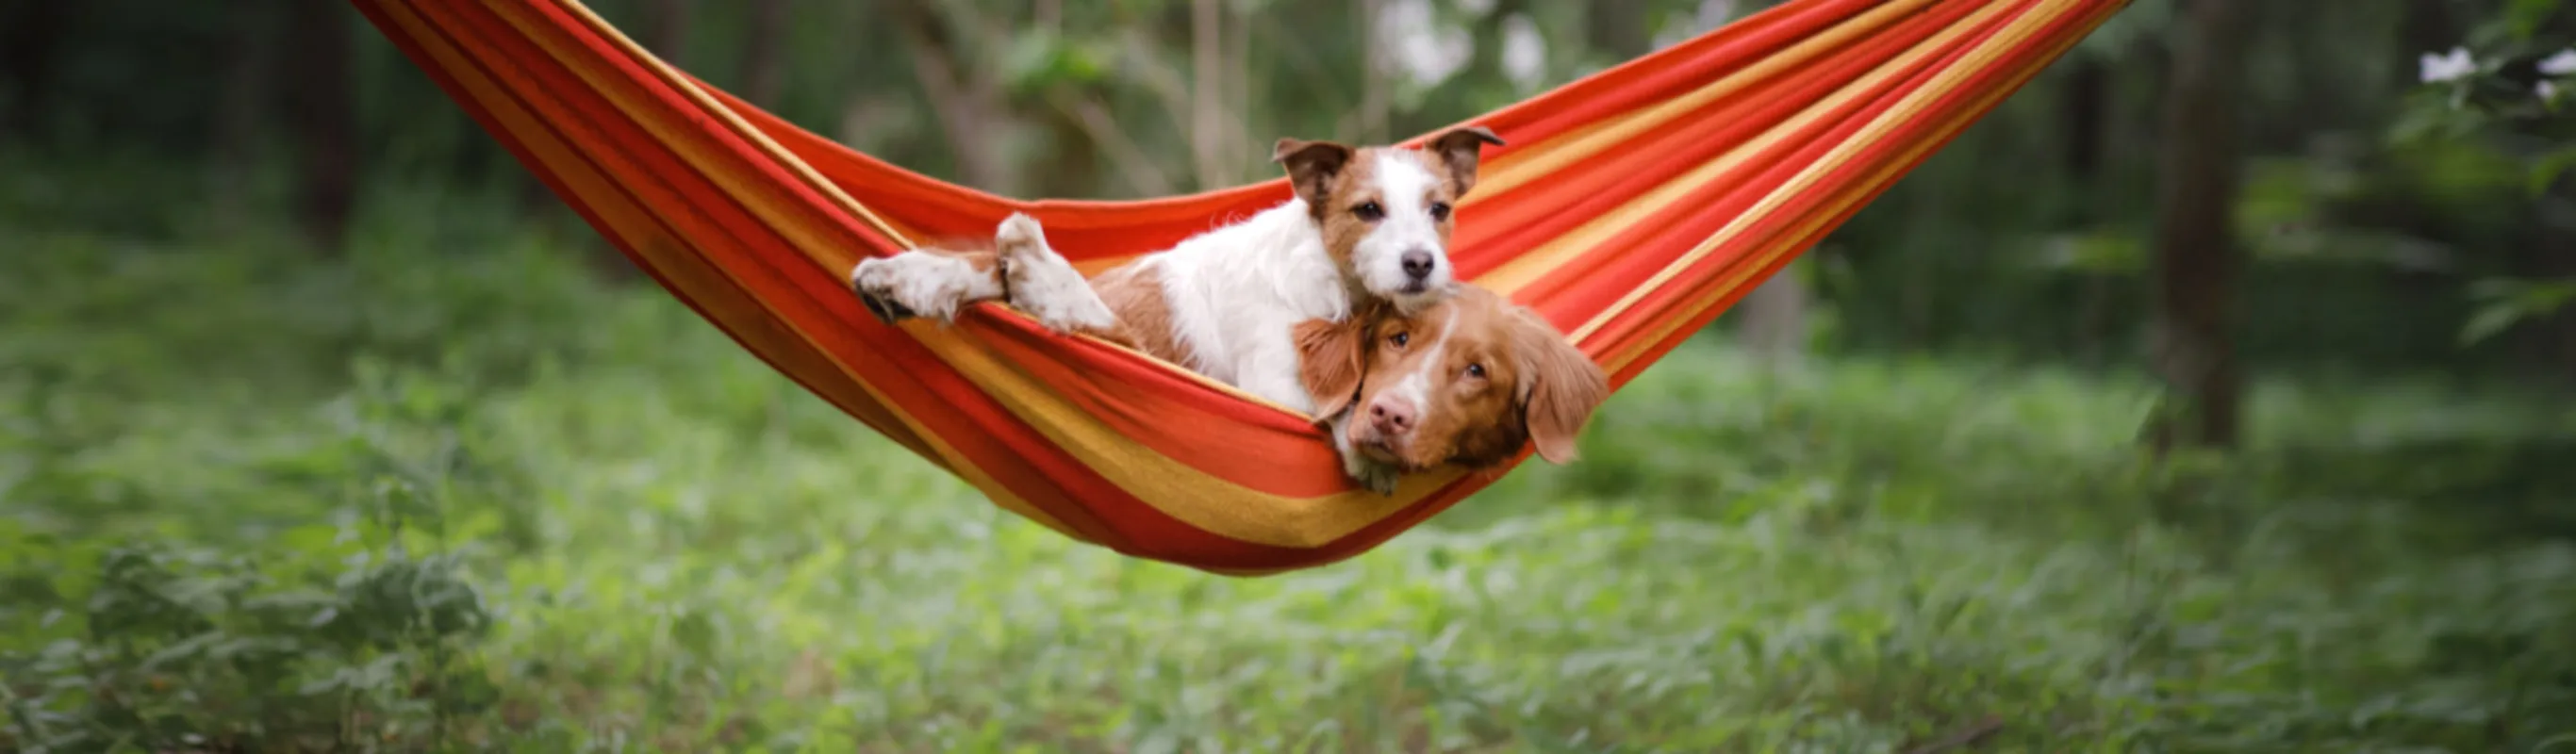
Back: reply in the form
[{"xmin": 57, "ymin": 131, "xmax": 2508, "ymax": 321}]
[{"xmin": 354, "ymin": 0, "xmax": 2126, "ymax": 576}]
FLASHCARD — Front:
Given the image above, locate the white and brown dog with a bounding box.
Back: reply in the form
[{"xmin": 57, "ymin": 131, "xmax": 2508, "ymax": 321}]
[{"xmin": 848, "ymin": 126, "xmax": 1505, "ymax": 493}]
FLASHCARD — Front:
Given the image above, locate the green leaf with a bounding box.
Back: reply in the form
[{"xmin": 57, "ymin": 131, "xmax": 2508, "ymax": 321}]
[
  {"xmin": 2458, "ymin": 303, "xmax": 2520, "ymax": 347},
  {"xmin": 2460, "ymin": 278, "xmax": 2576, "ymax": 345},
  {"xmin": 2527, "ymin": 145, "xmax": 2576, "ymax": 197}
]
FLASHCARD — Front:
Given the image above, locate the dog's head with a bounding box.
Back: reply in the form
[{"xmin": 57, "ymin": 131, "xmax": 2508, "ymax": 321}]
[
  {"xmin": 1272, "ymin": 126, "xmax": 1506, "ymax": 313},
  {"xmin": 1295, "ymin": 285, "xmax": 1609, "ymax": 474}
]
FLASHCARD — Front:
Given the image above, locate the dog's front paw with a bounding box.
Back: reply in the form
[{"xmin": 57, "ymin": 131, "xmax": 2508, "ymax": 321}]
[
  {"xmin": 994, "ymin": 212, "xmax": 1045, "ymax": 252},
  {"xmin": 850, "ymin": 253, "xmax": 985, "ymax": 325},
  {"xmin": 992, "ymin": 214, "xmax": 1118, "ymax": 335},
  {"xmin": 850, "ymin": 257, "xmax": 919, "ymax": 325}
]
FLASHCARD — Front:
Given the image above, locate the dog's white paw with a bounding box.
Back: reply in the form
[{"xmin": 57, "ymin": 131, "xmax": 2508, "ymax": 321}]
[
  {"xmin": 994, "ymin": 213, "xmax": 1118, "ymax": 335},
  {"xmin": 849, "ymin": 257, "xmax": 919, "ymax": 324},
  {"xmin": 994, "ymin": 212, "xmax": 1045, "ymax": 251},
  {"xmin": 849, "ymin": 253, "xmax": 993, "ymax": 325}
]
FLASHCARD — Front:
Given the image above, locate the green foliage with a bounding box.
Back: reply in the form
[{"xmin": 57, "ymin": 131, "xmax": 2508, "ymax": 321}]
[
  {"xmin": 2388, "ymin": 0, "xmax": 2576, "ymax": 358},
  {"xmin": 2463, "ymin": 276, "xmax": 2576, "ymax": 345},
  {"xmin": 4, "ymin": 179, "xmax": 2573, "ymax": 750},
  {"xmin": 0, "ymin": 368, "xmax": 501, "ymax": 751}
]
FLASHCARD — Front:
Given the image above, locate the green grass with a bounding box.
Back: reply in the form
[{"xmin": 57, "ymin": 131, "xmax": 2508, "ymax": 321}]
[{"xmin": 3, "ymin": 196, "xmax": 2574, "ymax": 752}]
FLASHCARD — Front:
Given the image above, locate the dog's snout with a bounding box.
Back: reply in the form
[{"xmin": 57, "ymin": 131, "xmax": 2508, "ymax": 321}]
[
  {"xmin": 1399, "ymin": 249, "xmax": 1435, "ymax": 280},
  {"xmin": 1367, "ymin": 396, "xmax": 1418, "ymax": 435}
]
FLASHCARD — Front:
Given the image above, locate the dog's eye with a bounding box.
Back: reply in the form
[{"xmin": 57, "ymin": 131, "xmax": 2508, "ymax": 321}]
[
  {"xmin": 1353, "ymin": 202, "xmax": 1384, "ymax": 221},
  {"xmin": 1464, "ymin": 363, "xmax": 1486, "ymax": 379},
  {"xmin": 1428, "ymin": 202, "xmax": 1451, "ymax": 221},
  {"xmin": 1388, "ymin": 332, "xmax": 1410, "ymax": 348}
]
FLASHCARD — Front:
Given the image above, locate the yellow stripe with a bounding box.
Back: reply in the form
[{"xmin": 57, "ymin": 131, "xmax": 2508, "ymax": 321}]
[
  {"xmin": 1462, "ymin": 0, "xmax": 1941, "ymax": 204},
  {"xmin": 1470, "ymin": 0, "xmax": 2011, "ymax": 297},
  {"xmin": 1572, "ymin": 0, "xmax": 2067, "ymax": 344},
  {"xmin": 1596, "ymin": 2, "xmax": 2103, "ymax": 373},
  {"xmin": 902, "ymin": 323, "xmax": 1472, "ymax": 549},
  {"xmin": 1605, "ymin": 78, "xmax": 2019, "ymax": 373}
]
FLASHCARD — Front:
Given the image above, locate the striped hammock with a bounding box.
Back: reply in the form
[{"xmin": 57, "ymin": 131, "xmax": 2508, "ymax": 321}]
[{"xmin": 354, "ymin": 0, "xmax": 2127, "ymax": 576}]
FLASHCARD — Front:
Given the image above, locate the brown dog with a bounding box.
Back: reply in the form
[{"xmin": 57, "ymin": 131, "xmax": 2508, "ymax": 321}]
[{"xmin": 1295, "ymin": 285, "xmax": 1610, "ymax": 490}]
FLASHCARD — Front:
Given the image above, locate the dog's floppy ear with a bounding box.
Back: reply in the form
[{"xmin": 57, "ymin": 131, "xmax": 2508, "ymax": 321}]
[
  {"xmin": 1274, "ymin": 138, "xmax": 1356, "ymax": 212},
  {"xmin": 1294, "ymin": 310, "xmax": 1379, "ymax": 421},
  {"xmin": 1426, "ymin": 125, "xmax": 1506, "ymax": 199},
  {"xmin": 1510, "ymin": 306, "xmax": 1608, "ymax": 465},
  {"xmin": 1293, "ymin": 315, "xmax": 1371, "ymax": 421}
]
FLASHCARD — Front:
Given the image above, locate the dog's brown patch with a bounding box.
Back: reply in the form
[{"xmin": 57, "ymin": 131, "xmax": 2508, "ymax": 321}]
[
  {"xmin": 1086, "ymin": 262, "xmax": 1186, "ymax": 366},
  {"xmin": 931, "ymin": 247, "xmax": 1000, "ymax": 274},
  {"xmin": 1315, "ymin": 148, "xmax": 1386, "ymax": 270},
  {"xmin": 913, "ymin": 236, "xmax": 1004, "ymax": 273}
]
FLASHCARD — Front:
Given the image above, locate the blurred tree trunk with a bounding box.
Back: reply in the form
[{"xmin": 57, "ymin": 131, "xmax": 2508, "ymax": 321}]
[
  {"xmin": 887, "ymin": 0, "xmax": 1016, "ymax": 193},
  {"xmin": 286, "ymin": 0, "xmax": 358, "ymax": 252},
  {"xmin": 2534, "ymin": 194, "xmax": 2576, "ymax": 379},
  {"xmin": 2144, "ymin": 0, "xmax": 2246, "ymax": 451},
  {"xmin": 1356, "ymin": 0, "xmax": 1389, "ymax": 141},
  {"xmin": 0, "ymin": 1, "xmax": 69, "ymax": 139},
  {"xmin": 2554, "ymin": 256, "xmax": 2576, "ymax": 382},
  {"xmin": 739, "ymin": 0, "xmax": 788, "ymax": 109},
  {"xmin": 1190, "ymin": 0, "xmax": 1226, "ymax": 190},
  {"xmin": 2063, "ymin": 56, "xmax": 2110, "ymax": 364},
  {"xmin": 1738, "ymin": 263, "xmax": 1810, "ymax": 364},
  {"xmin": 211, "ymin": 4, "xmax": 278, "ymax": 227},
  {"xmin": 1227, "ymin": 0, "xmax": 1254, "ymax": 180},
  {"xmin": 2062, "ymin": 57, "xmax": 2106, "ymax": 188}
]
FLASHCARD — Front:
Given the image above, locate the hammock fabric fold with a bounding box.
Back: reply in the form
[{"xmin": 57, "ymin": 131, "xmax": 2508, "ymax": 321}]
[{"xmin": 354, "ymin": 0, "xmax": 2126, "ymax": 576}]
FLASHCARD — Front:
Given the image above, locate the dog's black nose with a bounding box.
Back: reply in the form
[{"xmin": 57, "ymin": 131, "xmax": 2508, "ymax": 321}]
[{"xmin": 1400, "ymin": 250, "xmax": 1435, "ymax": 280}]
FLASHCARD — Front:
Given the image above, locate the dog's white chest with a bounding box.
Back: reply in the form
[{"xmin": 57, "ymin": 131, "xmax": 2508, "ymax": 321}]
[{"xmin": 1148, "ymin": 205, "xmax": 1352, "ymax": 412}]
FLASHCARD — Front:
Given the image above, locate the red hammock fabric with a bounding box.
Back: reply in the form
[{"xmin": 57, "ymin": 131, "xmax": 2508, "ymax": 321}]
[{"xmin": 353, "ymin": 0, "xmax": 2127, "ymax": 575}]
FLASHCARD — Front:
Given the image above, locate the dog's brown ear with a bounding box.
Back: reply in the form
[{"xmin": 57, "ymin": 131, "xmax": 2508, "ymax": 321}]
[
  {"xmin": 1274, "ymin": 138, "xmax": 1356, "ymax": 212},
  {"xmin": 1426, "ymin": 125, "xmax": 1506, "ymax": 198},
  {"xmin": 1293, "ymin": 315, "xmax": 1372, "ymax": 421},
  {"xmin": 1511, "ymin": 307, "xmax": 1608, "ymax": 465}
]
